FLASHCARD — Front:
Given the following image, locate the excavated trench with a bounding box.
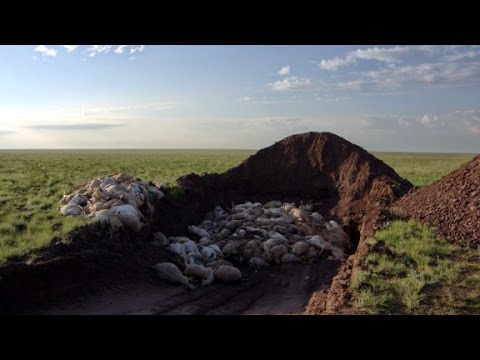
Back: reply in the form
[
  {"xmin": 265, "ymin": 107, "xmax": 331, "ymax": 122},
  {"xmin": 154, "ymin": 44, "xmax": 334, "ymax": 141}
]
[{"xmin": 0, "ymin": 132, "xmax": 412, "ymax": 315}]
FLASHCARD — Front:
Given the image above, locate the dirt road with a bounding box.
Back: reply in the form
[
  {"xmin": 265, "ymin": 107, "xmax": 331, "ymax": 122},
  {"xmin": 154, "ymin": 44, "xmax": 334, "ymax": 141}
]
[{"xmin": 36, "ymin": 261, "xmax": 340, "ymax": 315}]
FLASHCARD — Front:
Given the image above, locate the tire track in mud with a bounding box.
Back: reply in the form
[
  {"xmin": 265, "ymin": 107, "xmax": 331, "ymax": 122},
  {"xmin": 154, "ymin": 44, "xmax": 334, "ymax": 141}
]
[{"xmin": 39, "ymin": 261, "xmax": 340, "ymax": 315}]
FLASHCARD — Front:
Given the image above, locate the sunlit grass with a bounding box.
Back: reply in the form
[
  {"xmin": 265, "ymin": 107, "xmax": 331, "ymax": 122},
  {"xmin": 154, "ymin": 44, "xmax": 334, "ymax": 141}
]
[
  {"xmin": 0, "ymin": 149, "xmax": 253, "ymax": 263},
  {"xmin": 352, "ymin": 220, "xmax": 480, "ymax": 314},
  {"xmin": 373, "ymin": 152, "xmax": 474, "ymax": 187}
]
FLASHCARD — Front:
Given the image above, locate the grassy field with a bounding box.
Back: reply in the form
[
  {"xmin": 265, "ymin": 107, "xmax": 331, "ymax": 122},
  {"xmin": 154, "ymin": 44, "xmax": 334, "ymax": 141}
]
[
  {"xmin": 0, "ymin": 150, "xmax": 253, "ymax": 263},
  {"xmin": 373, "ymin": 152, "xmax": 475, "ymax": 187},
  {"xmin": 0, "ymin": 150, "xmax": 475, "ymax": 264},
  {"xmin": 351, "ymin": 220, "xmax": 480, "ymax": 314}
]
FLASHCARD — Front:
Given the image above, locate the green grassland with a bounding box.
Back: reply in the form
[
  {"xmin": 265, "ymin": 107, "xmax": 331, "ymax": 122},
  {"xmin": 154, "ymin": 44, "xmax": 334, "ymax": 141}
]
[
  {"xmin": 373, "ymin": 152, "xmax": 475, "ymax": 187},
  {"xmin": 0, "ymin": 150, "xmax": 253, "ymax": 263},
  {"xmin": 0, "ymin": 150, "xmax": 476, "ymax": 267},
  {"xmin": 351, "ymin": 220, "xmax": 480, "ymax": 314}
]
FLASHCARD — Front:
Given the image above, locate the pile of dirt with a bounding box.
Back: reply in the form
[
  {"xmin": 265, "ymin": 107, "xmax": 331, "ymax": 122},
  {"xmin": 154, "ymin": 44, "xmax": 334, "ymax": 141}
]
[
  {"xmin": 396, "ymin": 155, "xmax": 480, "ymax": 247},
  {"xmin": 154, "ymin": 132, "xmax": 413, "ymax": 314},
  {"xmin": 0, "ymin": 131, "xmax": 413, "ymax": 314},
  {"xmin": 155, "ymin": 132, "xmax": 412, "ymax": 240},
  {"xmin": 0, "ymin": 222, "xmax": 170, "ymax": 313}
]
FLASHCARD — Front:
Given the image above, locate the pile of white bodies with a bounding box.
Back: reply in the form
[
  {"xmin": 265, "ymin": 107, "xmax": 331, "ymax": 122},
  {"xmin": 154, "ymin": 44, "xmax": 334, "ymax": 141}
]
[
  {"xmin": 59, "ymin": 173, "xmax": 166, "ymax": 232},
  {"xmin": 152, "ymin": 200, "xmax": 351, "ymax": 288}
]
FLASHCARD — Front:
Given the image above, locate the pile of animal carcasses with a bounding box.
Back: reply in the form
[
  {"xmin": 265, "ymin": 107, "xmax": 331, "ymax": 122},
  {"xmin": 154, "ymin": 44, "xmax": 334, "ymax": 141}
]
[
  {"xmin": 59, "ymin": 173, "xmax": 167, "ymax": 232},
  {"xmin": 152, "ymin": 200, "xmax": 351, "ymax": 288}
]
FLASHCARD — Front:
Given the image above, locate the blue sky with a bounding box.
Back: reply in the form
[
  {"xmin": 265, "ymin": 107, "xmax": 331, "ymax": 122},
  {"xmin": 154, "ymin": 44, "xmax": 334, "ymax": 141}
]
[{"xmin": 0, "ymin": 45, "xmax": 479, "ymax": 152}]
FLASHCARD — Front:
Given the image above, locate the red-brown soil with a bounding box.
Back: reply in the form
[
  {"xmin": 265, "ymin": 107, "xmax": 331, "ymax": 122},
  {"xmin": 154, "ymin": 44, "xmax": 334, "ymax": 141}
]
[
  {"xmin": 0, "ymin": 132, "xmax": 412, "ymax": 314},
  {"xmin": 396, "ymin": 155, "xmax": 480, "ymax": 247}
]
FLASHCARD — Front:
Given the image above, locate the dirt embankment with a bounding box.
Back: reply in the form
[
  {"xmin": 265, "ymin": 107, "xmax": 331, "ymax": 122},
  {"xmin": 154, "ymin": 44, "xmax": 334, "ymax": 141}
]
[
  {"xmin": 396, "ymin": 155, "xmax": 480, "ymax": 247},
  {"xmin": 154, "ymin": 132, "xmax": 412, "ymax": 314},
  {"xmin": 0, "ymin": 132, "xmax": 412, "ymax": 314},
  {"xmin": 156, "ymin": 132, "xmax": 411, "ymax": 237}
]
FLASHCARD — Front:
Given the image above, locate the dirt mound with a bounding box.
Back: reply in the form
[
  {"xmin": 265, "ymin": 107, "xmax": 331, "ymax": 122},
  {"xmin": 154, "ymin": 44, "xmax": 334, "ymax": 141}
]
[
  {"xmin": 0, "ymin": 132, "xmax": 412, "ymax": 314},
  {"xmin": 396, "ymin": 155, "xmax": 480, "ymax": 247},
  {"xmin": 153, "ymin": 132, "xmax": 412, "ymax": 314},
  {"xmin": 155, "ymin": 132, "xmax": 412, "ymax": 239},
  {"xmin": 0, "ymin": 222, "xmax": 172, "ymax": 314}
]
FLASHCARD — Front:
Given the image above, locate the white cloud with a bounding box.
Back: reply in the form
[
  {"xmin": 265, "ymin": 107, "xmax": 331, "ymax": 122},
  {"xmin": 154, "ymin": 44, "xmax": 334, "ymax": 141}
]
[
  {"xmin": 321, "ymin": 61, "xmax": 480, "ymax": 91},
  {"xmin": 34, "ymin": 45, "xmax": 57, "ymax": 57},
  {"xmin": 318, "ymin": 46, "xmax": 410, "ymax": 71},
  {"xmin": 130, "ymin": 45, "xmax": 145, "ymax": 54},
  {"xmin": 236, "ymin": 96, "xmax": 300, "ymax": 104},
  {"xmin": 353, "ymin": 111, "xmax": 480, "ymax": 152},
  {"xmin": 70, "ymin": 102, "xmax": 180, "ymax": 118},
  {"xmin": 188, "ymin": 116, "xmax": 332, "ymax": 147},
  {"xmin": 415, "ymin": 45, "xmax": 440, "ymax": 55},
  {"xmin": 398, "ymin": 117, "xmax": 412, "ymax": 127},
  {"xmin": 27, "ymin": 123, "xmax": 125, "ymax": 130},
  {"xmin": 325, "ymin": 96, "xmax": 349, "ymax": 102},
  {"xmin": 364, "ymin": 61, "xmax": 480, "ymax": 88},
  {"xmin": 419, "ymin": 114, "xmax": 440, "ymax": 127},
  {"xmin": 416, "ymin": 45, "xmax": 462, "ymax": 56},
  {"xmin": 451, "ymin": 110, "xmax": 480, "ymax": 136},
  {"xmin": 86, "ymin": 45, "xmax": 114, "ymax": 57},
  {"xmin": 351, "ymin": 46, "xmax": 410, "ymax": 63},
  {"xmin": 32, "ymin": 45, "xmax": 147, "ymax": 59},
  {"xmin": 466, "ymin": 119, "xmax": 480, "ymax": 135},
  {"xmin": 277, "ymin": 65, "xmax": 290, "ymax": 75},
  {"xmin": 86, "ymin": 45, "xmax": 145, "ymax": 57},
  {"xmin": 318, "ymin": 57, "xmax": 352, "ymax": 71},
  {"xmin": 315, "ymin": 95, "xmax": 350, "ymax": 102},
  {"xmin": 317, "ymin": 46, "xmax": 477, "ymax": 72},
  {"xmin": 443, "ymin": 50, "xmax": 479, "ymax": 62},
  {"xmin": 328, "ymin": 79, "xmax": 367, "ymax": 90},
  {"xmin": 4, "ymin": 109, "xmax": 480, "ymax": 150},
  {"xmin": 0, "ymin": 130, "xmax": 15, "ymax": 136},
  {"xmin": 114, "ymin": 45, "xmax": 128, "ymax": 54},
  {"xmin": 359, "ymin": 114, "xmax": 414, "ymax": 132},
  {"xmin": 270, "ymin": 56, "xmax": 480, "ymax": 94},
  {"xmin": 63, "ymin": 45, "xmax": 78, "ymax": 52},
  {"xmin": 268, "ymin": 76, "xmax": 312, "ymax": 91},
  {"xmin": 363, "ymin": 110, "xmax": 480, "ymax": 138}
]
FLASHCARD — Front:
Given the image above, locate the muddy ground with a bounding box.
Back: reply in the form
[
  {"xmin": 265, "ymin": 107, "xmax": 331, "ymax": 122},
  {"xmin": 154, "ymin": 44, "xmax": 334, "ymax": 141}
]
[
  {"xmin": 0, "ymin": 132, "xmax": 413, "ymax": 315},
  {"xmin": 37, "ymin": 261, "xmax": 341, "ymax": 315}
]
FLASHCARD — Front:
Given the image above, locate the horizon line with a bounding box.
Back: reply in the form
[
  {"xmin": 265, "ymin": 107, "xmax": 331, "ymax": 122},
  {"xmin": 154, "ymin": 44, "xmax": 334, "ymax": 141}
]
[{"xmin": 0, "ymin": 148, "xmax": 477, "ymax": 155}]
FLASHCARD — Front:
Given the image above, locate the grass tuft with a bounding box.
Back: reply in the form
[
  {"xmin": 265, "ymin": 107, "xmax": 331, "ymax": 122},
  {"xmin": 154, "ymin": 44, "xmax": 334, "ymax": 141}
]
[{"xmin": 353, "ymin": 220, "xmax": 480, "ymax": 314}]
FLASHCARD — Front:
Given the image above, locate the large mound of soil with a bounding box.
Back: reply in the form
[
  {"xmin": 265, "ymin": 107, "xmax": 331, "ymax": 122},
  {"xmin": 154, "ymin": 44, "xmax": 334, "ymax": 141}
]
[
  {"xmin": 156, "ymin": 132, "xmax": 412, "ymax": 239},
  {"xmin": 396, "ymin": 155, "xmax": 480, "ymax": 247},
  {"xmin": 0, "ymin": 132, "xmax": 412, "ymax": 314},
  {"xmin": 154, "ymin": 132, "xmax": 413, "ymax": 314}
]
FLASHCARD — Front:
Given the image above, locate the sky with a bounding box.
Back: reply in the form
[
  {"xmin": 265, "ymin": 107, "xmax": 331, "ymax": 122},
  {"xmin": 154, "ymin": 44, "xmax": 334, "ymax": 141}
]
[{"xmin": 0, "ymin": 45, "xmax": 479, "ymax": 152}]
